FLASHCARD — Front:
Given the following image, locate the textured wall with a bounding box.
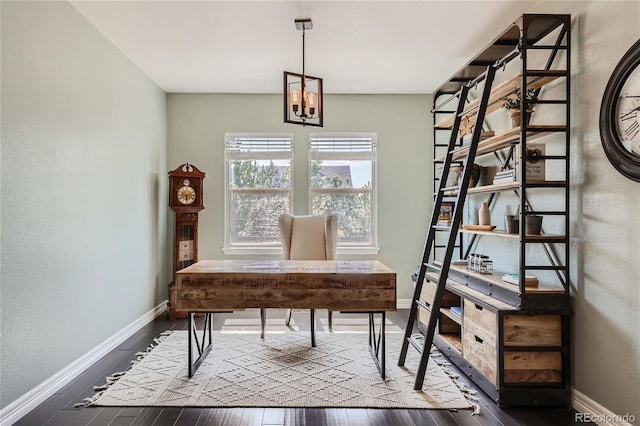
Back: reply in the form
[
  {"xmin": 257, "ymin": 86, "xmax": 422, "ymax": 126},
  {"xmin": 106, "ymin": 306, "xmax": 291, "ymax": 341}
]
[
  {"xmin": 0, "ymin": 1, "xmax": 168, "ymax": 408},
  {"xmin": 528, "ymin": 1, "xmax": 640, "ymax": 419}
]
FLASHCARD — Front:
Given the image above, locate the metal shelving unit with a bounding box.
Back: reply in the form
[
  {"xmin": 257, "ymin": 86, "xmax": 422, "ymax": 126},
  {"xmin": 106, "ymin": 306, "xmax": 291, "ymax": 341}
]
[{"xmin": 400, "ymin": 14, "xmax": 572, "ymax": 407}]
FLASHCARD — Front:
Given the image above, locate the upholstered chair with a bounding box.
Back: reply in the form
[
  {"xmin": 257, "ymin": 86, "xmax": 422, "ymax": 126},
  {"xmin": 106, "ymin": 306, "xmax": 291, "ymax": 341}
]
[{"xmin": 260, "ymin": 213, "xmax": 338, "ymax": 345}]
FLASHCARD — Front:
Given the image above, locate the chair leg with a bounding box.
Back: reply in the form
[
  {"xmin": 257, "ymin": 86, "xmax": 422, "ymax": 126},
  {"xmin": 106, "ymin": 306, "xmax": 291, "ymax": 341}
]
[
  {"xmin": 285, "ymin": 308, "xmax": 292, "ymax": 326},
  {"xmin": 260, "ymin": 308, "xmax": 266, "ymax": 339},
  {"xmin": 328, "ymin": 310, "xmax": 333, "ymax": 332}
]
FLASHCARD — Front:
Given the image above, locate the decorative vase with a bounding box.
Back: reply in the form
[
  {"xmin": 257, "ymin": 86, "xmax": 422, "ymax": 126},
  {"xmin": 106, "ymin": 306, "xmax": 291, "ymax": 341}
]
[
  {"xmin": 479, "ymin": 202, "xmax": 491, "ymax": 226},
  {"xmin": 525, "ymin": 215, "xmax": 543, "ymax": 235},
  {"xmin": 505, "ymin": 214, "xmax": 519, "ymax": 234},
  {"xmin": 509, "ymin": 109, "xmax": 533, "ymax": 127}
]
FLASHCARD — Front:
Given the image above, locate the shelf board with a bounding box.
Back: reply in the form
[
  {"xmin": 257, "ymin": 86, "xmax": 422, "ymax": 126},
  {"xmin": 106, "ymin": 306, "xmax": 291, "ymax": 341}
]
[
  {"xmin": 450, "ymin": 264, "xmax": 567, "ymax": 294},
  {"xmin": 442, "ymin": 180, "xmax": 568, "ymax": 197},
  {"xmin": 428, "ymin": 265, "xmax": 567, "ymax": 297},
  {"xmin": 434, "ymin": 73, "xmax": 560, "ymax": 130},
  {"xmin": 458, "ymin": 228, "xmax": 566, "ymax": 242},
  {"xmin": 440, "ymin": 307, "xmax": 462, "ymax": 326},
  {"xmin": 447, "ymin": 126, "xmax": 561, "ymax": 161},
  {"xmin": 438, "ymin": 333, "xmax": 462, "ymax": 353}
]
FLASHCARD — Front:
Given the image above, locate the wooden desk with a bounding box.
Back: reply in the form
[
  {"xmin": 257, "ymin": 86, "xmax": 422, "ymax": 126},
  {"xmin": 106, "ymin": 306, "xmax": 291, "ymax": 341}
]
[{"xmin": 175, "ymin": 260, "xmax": 397, "ymax": 377}]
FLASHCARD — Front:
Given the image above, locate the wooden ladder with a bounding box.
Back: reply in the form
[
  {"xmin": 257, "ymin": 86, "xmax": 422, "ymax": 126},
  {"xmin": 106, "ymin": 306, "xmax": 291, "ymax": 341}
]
[{"xmin": 398, "ymin": 64, "xmax": 498, "ymax": 390}]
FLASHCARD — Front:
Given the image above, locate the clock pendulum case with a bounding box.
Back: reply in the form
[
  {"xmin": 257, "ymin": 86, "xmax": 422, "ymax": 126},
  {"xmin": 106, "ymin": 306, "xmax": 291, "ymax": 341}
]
[{"xmin": 167, "ymin": 163, "xmax": 205, "ymax": 320}]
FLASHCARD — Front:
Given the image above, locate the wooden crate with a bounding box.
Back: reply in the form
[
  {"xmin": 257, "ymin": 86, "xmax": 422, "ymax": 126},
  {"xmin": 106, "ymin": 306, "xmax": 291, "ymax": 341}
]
[{"xmin": 463, "ymin": 329, "xmax": 497, "ymax": 384}]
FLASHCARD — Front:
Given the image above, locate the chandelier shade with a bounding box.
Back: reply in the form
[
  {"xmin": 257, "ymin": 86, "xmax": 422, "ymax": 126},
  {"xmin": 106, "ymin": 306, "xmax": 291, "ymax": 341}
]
[{"xmin": 283, "ymin": 19, "xmax": 323, "ymax": 127}]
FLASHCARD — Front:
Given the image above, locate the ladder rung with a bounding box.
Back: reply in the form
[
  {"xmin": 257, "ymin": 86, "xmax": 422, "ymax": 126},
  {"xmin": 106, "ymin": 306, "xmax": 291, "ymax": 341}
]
[
  {"xmin": 415, "ymin": 299, "xmax": 432, "ymax": 312},
  {"xmin": 407, "ymin": 336, "xmax": 424, "ymax": 354},
  {"xmin": 424, "ymin": 263, "xmax": 442, "ymax": 272},
  {"xmin": 526, "ymin": 45, "xmax": 568, "ymax": 50},
  {"xmin": 525, "ymin": 125, "xmax": 568, "ymax": 133},
  {"xmin": 525, "ymin": 210, "xmax": 567, "ymax": 215},
  {"xmin": 524, "ymin": 265, "xmax": 567, "ymax": 271},
  {"xmin": 526, "ymin": 70, "xmax": 568, "ymax": 77}
]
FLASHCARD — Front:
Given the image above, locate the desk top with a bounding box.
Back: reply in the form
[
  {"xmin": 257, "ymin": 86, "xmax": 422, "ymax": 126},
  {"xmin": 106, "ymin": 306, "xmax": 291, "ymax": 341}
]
[{"xmin": 177, "ymin": 259, "xmax": 395, "ymax": 276}]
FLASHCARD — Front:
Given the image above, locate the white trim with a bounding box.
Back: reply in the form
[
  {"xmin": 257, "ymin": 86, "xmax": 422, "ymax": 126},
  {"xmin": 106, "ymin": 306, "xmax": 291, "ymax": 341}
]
[
  {"xmin": 0, "ymin": 301, "xmax": 168, "ymax": 426},
  {"xmin": 572, "ymin": 388, "xmax": 636, "ymax": 426},
  {"xmin": 396, "ymin": 299, "xmax": 412, "ymax": 309}
]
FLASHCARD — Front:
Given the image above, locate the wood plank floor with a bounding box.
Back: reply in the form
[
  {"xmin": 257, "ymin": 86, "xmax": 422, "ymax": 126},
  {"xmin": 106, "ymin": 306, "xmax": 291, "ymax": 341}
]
[{"xmin": 15, "ymin": 310, "xmax": 591, "ymax": 426}]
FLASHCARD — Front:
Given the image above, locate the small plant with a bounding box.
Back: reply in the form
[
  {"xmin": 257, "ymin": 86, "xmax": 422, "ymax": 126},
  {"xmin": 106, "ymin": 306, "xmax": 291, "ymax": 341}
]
[{"xmin": 502, "ymin": 89, "xmax": 537, "ymax": 110}]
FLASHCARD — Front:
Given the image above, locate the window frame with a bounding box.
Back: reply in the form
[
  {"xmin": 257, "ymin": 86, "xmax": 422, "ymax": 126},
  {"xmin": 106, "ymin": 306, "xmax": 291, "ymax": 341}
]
[
  {"xmin": 308, "ymin": 132, "xmax": 379, "ymax": 253},
  {"xmin": 223, "ymin": 133, "xmax": 294, "ymax": 254}
]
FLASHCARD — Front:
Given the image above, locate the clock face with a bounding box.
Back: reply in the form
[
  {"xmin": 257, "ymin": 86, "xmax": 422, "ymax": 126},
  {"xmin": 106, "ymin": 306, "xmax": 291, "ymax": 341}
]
[
  {"xmin": 177, "ymin": 186, "xmax": 196, "ymax": 205},
  {"xmin": 600, "ymin": 39, "xmax": 640, "ymax": 182},
  {"xmin": 616, "ymin": 64, "xmax": 640, "ymax": 156}
]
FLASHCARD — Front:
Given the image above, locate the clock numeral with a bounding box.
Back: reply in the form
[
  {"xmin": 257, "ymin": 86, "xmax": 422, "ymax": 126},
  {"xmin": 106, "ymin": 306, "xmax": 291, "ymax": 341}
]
[{"xmin": 624, "ymin": 121, "xmax": 640, "ymax": 139}]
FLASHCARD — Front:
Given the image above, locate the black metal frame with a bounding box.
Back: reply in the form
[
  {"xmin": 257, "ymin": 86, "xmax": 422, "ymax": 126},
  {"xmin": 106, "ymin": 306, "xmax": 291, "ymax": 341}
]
[
  {"xmin": 368, "ymin": 312, "xmax": 386, "ymax": 379},
  {"xmin": 188, "ymin": 312, "xmax": 213, "ymax": 378},
  {"xmin": 188, "ymin": 310, "xmax": 387, "ymax": 379}
]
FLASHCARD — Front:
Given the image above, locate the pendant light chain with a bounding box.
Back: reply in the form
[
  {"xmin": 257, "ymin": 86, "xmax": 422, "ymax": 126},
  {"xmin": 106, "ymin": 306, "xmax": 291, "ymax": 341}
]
[{"xmin": 301, "ymin": 26, "xmax": 306, "ymax": 119}]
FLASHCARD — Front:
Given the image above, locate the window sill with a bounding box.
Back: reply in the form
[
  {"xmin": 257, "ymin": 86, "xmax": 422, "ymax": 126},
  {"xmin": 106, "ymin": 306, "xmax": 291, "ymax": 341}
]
[{"xmin": 221, "ymin": 246, "xmax": 380, "ymax": 256}]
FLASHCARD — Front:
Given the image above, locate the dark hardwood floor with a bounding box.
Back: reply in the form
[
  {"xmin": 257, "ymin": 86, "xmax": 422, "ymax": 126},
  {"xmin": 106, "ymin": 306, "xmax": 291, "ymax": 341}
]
[{"xmin": 16, "ymin": 310, "xmax": 591, "ymax": 426}]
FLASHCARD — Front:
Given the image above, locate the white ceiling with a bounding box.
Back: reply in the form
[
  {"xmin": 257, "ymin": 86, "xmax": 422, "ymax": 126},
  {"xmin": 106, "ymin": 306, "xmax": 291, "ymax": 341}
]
[{"xmin": 69, "ymin": 1, "xmax": 540, "ymax": 94}]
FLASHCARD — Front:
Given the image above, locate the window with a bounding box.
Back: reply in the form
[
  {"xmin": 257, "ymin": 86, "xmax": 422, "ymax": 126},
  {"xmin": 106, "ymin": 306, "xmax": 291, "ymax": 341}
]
[
  {"xmin": 309, "ymin": 133, "xmax": 377, "ymax": 248},
  {"xmin": 224, "ymin": 133, "xmax": 293, "ymax": 249}
]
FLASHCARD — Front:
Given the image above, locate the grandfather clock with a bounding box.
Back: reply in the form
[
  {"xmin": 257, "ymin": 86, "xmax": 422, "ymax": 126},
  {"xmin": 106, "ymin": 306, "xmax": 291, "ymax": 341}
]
[{"xmin": 167, "ymin": 163, "xmax": 205, "ymax": 320}]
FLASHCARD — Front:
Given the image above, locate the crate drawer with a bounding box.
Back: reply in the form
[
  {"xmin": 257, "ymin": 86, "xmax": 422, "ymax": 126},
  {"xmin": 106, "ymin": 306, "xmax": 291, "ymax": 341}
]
[
  {"xmin": 503, "ymin": 351, "xmax": 563, "ymax": 383},
  {"xmin": 463, "ymin": 330, "xmax": 497, "ymax": 384},
  {"xmin": 463, "ymin": 299, "xmax": 497, "ymax": 347},
  {"xmin": 420, "ymin": 279, "xmax": 459, "ymax": 307},
  {"xmin": 503, "ymin": 315, "xmax": 562, "ymax": 346}
]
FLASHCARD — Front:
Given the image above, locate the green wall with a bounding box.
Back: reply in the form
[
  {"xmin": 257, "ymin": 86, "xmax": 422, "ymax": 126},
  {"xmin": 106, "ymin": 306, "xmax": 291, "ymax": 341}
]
[{"xmin": 0, "ymin": 1, "xmax": 168, "ymax": 408}]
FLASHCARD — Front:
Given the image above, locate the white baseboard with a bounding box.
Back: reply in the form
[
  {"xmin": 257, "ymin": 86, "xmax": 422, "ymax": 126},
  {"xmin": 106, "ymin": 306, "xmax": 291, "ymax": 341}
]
[
  {"xmin": 572, "ymin": 388, "xmax": 636, "ymax": 426},
  {"xmin": 0, "ymin": 301, "xmax": 168, "ymax": 426},
  {"xmin": 397, "ymin": 299, "xmax": 411, "ymax": 309}
]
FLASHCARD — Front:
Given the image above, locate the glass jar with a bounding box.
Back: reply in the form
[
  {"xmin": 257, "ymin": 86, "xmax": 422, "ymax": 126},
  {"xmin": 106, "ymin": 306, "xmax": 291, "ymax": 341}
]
[
  {"xmin": 467, "ymin": 254, "xmax": 477, "ymax": 271},
  {"xmin": 475, "ymin": 255, "xmax": 489, "ymax": 273},
  {"xmin": 479, "ymin": 259, "xmax": 493, "ymax": 274}
]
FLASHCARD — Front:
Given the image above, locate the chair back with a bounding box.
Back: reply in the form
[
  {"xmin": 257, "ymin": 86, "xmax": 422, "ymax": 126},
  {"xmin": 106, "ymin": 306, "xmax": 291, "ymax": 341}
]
[{"xmin": 278, "ymin": 214, "xmax": 337, "ymax": 260}]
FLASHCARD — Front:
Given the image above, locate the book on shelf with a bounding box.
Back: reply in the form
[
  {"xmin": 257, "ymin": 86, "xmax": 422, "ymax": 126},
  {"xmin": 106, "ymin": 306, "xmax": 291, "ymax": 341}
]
[
  {"xmin": 437, "ymin": 202, "xmax": 453, "ymax": 227},
  {"xmin": 450, "ymin": 306, "xmax": 462, "ymax": 318},
  {"xmin": 493, "ymin": 169, "xmax": 517, "ymax": 184},
  {"xmin": 501, "ymin": 273, "xmax": 539, "ymax": 287}
]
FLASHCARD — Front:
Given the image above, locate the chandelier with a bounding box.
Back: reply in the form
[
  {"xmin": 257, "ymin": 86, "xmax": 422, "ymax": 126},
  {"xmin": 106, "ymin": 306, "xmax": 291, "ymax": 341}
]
[{"xmin": 283, "ymin": 18, "xmax": 323, "ymax": 127}]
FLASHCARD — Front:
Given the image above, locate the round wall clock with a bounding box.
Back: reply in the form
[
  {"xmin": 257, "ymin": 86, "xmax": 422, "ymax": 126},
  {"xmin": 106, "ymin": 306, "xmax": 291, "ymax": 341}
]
[{"xmin": 600, "ymin": 38, "xmax": 640, "ymax": 182}]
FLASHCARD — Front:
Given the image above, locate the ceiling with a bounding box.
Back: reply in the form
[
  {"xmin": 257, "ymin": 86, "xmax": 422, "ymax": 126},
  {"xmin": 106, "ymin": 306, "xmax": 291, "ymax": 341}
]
[{"xmin": 69, "ymin": 1, "xmax": 540, "ymax": 94}]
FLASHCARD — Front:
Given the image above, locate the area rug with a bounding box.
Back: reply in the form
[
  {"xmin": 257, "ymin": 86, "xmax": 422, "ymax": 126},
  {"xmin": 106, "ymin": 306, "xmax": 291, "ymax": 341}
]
[{"xmin": 78, "ymin": 330, "xmax": 477, "ymax": 411}]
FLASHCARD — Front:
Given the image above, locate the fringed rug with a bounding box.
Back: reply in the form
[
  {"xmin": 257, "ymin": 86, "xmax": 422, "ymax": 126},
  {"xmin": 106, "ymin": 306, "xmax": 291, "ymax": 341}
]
[{"xmin": 78, "ymin": 330, "xmax": 477, "ymax": 411}]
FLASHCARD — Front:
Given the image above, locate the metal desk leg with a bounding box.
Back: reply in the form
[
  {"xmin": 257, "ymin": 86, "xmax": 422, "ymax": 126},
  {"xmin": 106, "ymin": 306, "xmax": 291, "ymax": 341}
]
[
  {"xmin": 310, "ymin": 308, "xmax": 316, "ymax": 347},
  {"xmin": 188, "ymin": 312, "xmax": 213, "ymax": 378},
  {"xmin": 368, "ymin": 311, "xmax": 386, "ymax": 379},
  {"xmin": 260, "ymin": 308, "xmax": 266, "ymax": 339}
]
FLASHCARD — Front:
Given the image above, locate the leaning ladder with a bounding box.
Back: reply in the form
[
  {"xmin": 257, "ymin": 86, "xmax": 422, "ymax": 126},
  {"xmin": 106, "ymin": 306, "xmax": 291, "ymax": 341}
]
[{"xmin": 398, "ymin": 65, "xmax": 498, "ymax": 390}]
